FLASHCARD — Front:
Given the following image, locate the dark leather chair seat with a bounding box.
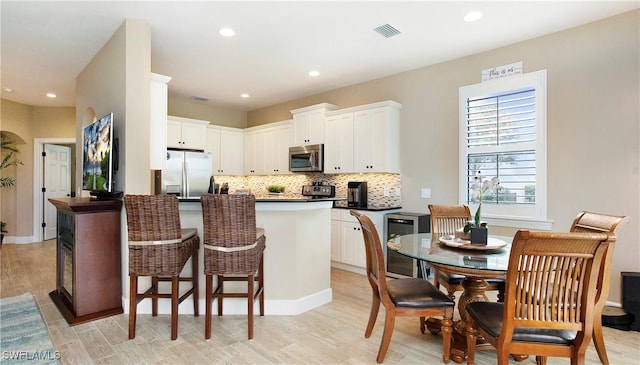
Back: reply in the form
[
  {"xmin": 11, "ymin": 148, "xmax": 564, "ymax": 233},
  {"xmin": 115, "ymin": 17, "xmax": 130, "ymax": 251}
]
[{"xmin": 387, "ymin": 278, "xmax": 455, "ymax": 308}]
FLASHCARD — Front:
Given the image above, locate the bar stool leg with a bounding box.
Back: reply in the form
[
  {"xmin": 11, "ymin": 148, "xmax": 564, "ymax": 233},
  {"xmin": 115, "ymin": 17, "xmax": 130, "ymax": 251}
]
[
  {"xmin": 248, "ymin": 274, "xmax": 254, "ymax": 340},
  {"xmin": 205, "ymin": 274, "xmax": 213, "ymax": 340},
  {"xmin": 129, "ymin": 275, "xmax": 138, "ymax": 339},
  {"xmin": 192, "ymin": 251, "xmax": 199, "ymax": 317},
  {"xmin": 171, "ymin": 276, "xmax": 179, "ymax": 340}
]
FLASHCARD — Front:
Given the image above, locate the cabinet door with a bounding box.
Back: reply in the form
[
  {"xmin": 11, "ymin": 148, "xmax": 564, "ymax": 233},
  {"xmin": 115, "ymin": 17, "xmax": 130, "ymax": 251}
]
[
  {"xmin": 167, "ymin": 119, "xmax": 182, "ymax": 149},
  {"xmin": 262, "ymin": 127, "xmax": 279, "ymax": 174},
  {"xmin": 293, "ymin": 112, "xmax": 310, "ymax": 145},
  {"xmin": 307, "ymin": 109, "xmax": 326, "ymax": 145},
  {"xmin": 180, "ymin": 122, "xmax": 207, "ymax": 150},
  {"xmin": 353, "ymin": 106, "xmax": 399, "ymax": 173},
  {"xmin": 244, "ymin": 130, "xmax": 264, "ymax": 175},
  {"xmin": 219, "ymin": 129, "xmax": 243, "ymax": 175},
  {"xmin": 206, "ymin": 127, "xmax": 222, "ymax": 172},
  {"xmin": 340, "ymin": 221, "xmax": 366, "ymax": 268},
  {"xmin": 325, "ymin": 113, "xmax": 354, "ymax": 174}
]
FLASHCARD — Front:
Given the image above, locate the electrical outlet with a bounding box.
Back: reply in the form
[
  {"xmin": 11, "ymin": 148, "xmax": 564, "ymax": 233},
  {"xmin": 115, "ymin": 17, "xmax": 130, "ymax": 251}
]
[
  {"xmin": 421, "ymin": 188, "xmax": 431, "ymax": 198},
  {"xmin": 395, "ymin": 187, "xmax": 401, "ymax": 196},
  {"xmin": 384, "ymin": 187, "xmax": 390, "ymax": 197}
]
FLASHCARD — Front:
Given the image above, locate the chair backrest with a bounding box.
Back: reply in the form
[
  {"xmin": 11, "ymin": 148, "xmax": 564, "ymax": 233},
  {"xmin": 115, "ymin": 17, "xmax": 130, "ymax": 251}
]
[
  {"xmin": 569, "ymin": 211, "xmax": 630, "ymax": 309},
  {"xmin": 124, "ymin": 194, "xmax": 182, "ymax": 241},
  {"xmin": 502, "ymin": 230, "xmax": 613, "ymax": 339},
  {"xmin": 428, "ymin": 204, "xmax": 472, "ymax": 235},
  {"xmin": 201, "ymin": 194, "xmax": 257, "ymax": 248},
  {"xmin": 350, "ymin": 210, "xmax": 392, "ymax": 306}
]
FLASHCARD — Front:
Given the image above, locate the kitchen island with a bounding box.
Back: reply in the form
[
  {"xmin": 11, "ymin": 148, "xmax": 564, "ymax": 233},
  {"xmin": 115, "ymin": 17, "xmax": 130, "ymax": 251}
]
[{"xmin": 134, "ymin": 196, "xmax": 342, "ymax": 316}]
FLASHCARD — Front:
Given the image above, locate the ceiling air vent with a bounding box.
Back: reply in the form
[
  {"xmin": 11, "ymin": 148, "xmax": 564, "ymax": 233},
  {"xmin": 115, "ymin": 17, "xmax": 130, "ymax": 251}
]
[
  {"xmin": 373, "ymin": 24, "xmax": 401, "ymax": 38},
  {"xmin": 192, "ymin": 96, "xmax": 209, "ymax": 102}
]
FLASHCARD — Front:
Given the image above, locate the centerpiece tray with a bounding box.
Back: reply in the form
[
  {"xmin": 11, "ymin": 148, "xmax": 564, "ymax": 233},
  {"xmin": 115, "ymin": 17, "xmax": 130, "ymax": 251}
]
[{"xmin": 439, "ymin": 235, "xmax": 507, "ymax": 250}]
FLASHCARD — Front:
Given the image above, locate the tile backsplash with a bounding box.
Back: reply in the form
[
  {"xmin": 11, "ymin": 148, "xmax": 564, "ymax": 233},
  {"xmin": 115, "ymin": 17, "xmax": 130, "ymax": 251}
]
[{"xmin": 213, "ymin": 173, "xmax": 401, "ymax": 208}]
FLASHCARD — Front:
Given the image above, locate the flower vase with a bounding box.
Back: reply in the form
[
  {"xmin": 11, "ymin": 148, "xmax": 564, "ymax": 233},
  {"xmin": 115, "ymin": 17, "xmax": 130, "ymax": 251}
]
[{"xmin": 470, "ymin": 227, "xmax": 488, "ymax": 245}]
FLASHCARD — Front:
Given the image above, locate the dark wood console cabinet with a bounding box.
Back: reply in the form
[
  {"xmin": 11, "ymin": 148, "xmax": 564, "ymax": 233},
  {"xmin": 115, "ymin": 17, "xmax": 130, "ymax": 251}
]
[{"xmin": 48, "ymin": 197, "xmax": 123, "ymax": 325}]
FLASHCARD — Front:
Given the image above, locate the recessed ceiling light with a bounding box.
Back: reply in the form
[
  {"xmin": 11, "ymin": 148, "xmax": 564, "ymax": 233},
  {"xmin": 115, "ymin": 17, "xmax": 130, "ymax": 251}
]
[
  {"xmin": 240, "ymin": 93, "xmax": 250, "ymax": 98},
  {"xmin": 3, "ymin": 87, "xmax": 14, "ymax": 93},
  {"xmin": 308, "ymin": 70, "xmax": 320, "ymax": 77},
  {"xmin": 464, "ymin": 11, "xmax": 483, "ymax": 22},
  {"xmin": 219, "ymin": 27, "xmax": 235, "ymax": 37},
  {"xmin": 46, "ymin": 93, "xmax": 57, "ymax": 98}
]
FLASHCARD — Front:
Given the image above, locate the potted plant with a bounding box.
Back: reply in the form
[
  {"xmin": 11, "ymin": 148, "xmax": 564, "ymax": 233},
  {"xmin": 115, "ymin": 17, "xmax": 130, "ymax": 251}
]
[
  {"xmin": 463, "ymin": 171, "xmax": 499, "ymax": 245},
  {"xmin": 266, "ymin": 184, "xmax": 285, "ymax": 195},
  {"xmin": 0, "ymin": 132, "xmax": 23, "ymax": 247}
]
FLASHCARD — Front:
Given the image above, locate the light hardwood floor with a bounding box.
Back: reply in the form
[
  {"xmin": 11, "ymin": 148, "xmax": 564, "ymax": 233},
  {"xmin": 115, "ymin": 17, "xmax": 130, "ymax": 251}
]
[{"xmin": 2, "ymin": 240, "xmax": 639, "ymax": 364}]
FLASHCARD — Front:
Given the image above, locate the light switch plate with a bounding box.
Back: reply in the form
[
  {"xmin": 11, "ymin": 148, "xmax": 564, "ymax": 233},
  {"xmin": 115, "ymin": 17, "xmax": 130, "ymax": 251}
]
[{"xmin": 421, "ymin": 188, "xmax": 431, "ymax": 198}]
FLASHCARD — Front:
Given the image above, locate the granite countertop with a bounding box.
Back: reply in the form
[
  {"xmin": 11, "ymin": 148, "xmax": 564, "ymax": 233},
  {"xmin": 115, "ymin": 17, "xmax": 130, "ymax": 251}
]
[
  {"xmin": 332, "ymin": 201, "xmax": 402, "ymax": 212},
  {"xmin": 178, "ymin": 195, "xmax": 346, "ymax": 203}
]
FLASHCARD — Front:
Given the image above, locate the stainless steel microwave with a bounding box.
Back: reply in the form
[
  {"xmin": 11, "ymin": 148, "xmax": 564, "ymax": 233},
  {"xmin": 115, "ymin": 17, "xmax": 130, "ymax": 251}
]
[{"xmin": 289, "ymin": 144, "xmax": 323, "ymax": 172}]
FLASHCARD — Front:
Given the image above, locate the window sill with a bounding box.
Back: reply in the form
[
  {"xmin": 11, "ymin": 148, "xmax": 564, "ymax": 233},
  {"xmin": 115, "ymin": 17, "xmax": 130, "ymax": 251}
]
[{"xmin": 483, "ymin": 215, "xmax": 554, "ymax": 231}]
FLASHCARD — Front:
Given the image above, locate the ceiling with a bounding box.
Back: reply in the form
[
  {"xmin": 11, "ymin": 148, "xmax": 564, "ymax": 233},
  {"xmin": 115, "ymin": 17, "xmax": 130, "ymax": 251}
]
[{"xmin": 1, "ymin": 1, "xmax": 638, "ymax": 111}]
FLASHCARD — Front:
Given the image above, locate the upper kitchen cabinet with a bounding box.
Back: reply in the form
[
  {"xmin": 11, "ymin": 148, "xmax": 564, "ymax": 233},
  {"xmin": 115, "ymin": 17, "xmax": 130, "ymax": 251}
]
[
  {"xmin": 206, "ymin": 125, "xmax": 244, "ymax": 175},
  {"xmin": 353, "ymin": 101, "xmax": 401, "ymax": 173},
  {"xmin": 290, "ymin": 103, "xmax": 337, "ymax": 146},
  {"xmin": 244, "ymin": 128, "xmax": 265, "ymax": 175},
  {"xmin": 324, "ymin": 101, "xmax": 401, "ymax": 174},
  {"xmin": 324, "ymin": 112, "xmax": 354, "ymax": 174},
  {"xmin": 167, "ymin": 116, "xmax": 208, "ymax": 151},
  {"xmin": 262, "ymin": 121, "xmax": 293, "ymax": 175},
  {"xmin": 149, "ymin": 73, "xmax": 171, "ymax": 169}
]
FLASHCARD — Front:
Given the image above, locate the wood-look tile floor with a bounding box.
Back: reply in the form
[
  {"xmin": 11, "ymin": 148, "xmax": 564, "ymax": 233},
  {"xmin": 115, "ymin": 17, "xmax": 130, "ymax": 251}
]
[{"xmin": 2, "ymin": 240, "xmax": 639, "ymax": 364}]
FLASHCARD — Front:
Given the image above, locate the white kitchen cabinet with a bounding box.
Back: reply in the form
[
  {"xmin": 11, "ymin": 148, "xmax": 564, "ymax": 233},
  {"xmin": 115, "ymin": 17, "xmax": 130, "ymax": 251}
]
[
  {"xmin": 244, "ymin": 128, "xmax": 265, "ymax": 175},
  {"xmin": 324, "ymin": 112, "xmax": 354, "ymax": 174},
  {"xmin": 167, "ymin": 116, "xmax": 208, "ymax": 150},
  {"xmin": 330, "ymin": 209, "xmax": 393, "ymax": 272},
  {"xmin": 206, "ymin": 125, "xmax": 244, "ymax": 175},
  {"xmin": 290, "ymin": 103, "xmax": 337, "ymax": 146},
  {"xmin": 149, "ymin": 73, "xmax": 171, "ymax": 169},
  {"xmin": 353, "ymin": 103, "xmax": 401, "ymax": 173},
  {"xmin": 262, "ymin": 121, "xmax": 293, "ymax": 174}
]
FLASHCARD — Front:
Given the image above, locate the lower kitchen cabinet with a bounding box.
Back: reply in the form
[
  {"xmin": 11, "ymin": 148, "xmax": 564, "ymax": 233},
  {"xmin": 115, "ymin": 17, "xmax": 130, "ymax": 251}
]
[{"xmin": 330, "ymin": 208, "xmax": 396, "ymax": 273}]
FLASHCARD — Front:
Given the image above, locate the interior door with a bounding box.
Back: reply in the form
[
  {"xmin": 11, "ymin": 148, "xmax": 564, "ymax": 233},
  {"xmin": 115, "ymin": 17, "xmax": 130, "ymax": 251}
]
[{"xmin": 44, "ymin": 144, "xmax": 71, "ymax": 240}]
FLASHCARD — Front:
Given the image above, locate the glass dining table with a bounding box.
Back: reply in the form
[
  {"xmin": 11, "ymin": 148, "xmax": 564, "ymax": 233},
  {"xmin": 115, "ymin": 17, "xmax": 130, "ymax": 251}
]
[{"xmin": 387, "ymin": 233, "xmax": 514, "ymax": 363}]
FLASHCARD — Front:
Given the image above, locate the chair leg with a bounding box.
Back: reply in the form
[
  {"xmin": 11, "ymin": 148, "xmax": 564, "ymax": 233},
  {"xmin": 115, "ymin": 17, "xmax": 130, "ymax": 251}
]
[
  {"xmin": 420, "ymin": 316, "xmax": 426, "ymax": 334},
  {"xmin": 128, "ymin": 275, "xmax": 138, "ymax": 339},
  {"xmin": 376, "ymin": 309, "xmax": 396, "ymax": 363},
  {"xmin": 218, "ymin": 275, "xmax": 224, "ymax": 317},
  {"xmin": 465, "ymin": 320, "xmax": 477, "ymax": 365},
  {"xmin": 258, "ymin": 257, "xmax": 265, "ymax": 317},
  {"xmin": 152, "ymin": 276, "xmax": 159, "ymax": 316},
  {"xmin": 365, "ymin": 293, "xmax": 381, "ymax": 338},
  {"xmin": 593, "ymin": 315, "xmax": 609, "ymax": 365},
  {"xmin": 192, "ymin": 250, "xmax": 199, "ymax": 317},
  {"xmin": 248, "ymin": 274, "xmax": 254, "ymax": 340},
  {"xmin": 170, "ymin": 276, "xmax": 179, "ymax": 340},
  {"xmin": 205, "ymin": 274, "xmax": 213, "ymax": 340}
]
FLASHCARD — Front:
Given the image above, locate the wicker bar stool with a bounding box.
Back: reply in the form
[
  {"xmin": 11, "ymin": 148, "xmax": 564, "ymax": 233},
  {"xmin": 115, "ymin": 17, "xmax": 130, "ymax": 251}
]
[
  {"xmin": 124, "ymin": 194, "xmax": 199, "ymax": 340},
  {"xmin": 201, "ymin": 194, "xmax": 266, "ymax": 340}
]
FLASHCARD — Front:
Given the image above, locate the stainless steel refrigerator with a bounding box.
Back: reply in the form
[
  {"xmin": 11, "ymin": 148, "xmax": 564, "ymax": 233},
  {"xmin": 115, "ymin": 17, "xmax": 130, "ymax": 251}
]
[{"xmin": 160, "ymin": 150, "xmax": 213, "ymax": 199}]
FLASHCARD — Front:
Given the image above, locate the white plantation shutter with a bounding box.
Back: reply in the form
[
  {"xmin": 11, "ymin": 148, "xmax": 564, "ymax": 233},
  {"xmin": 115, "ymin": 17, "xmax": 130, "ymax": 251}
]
[{"xmin": 459, "ymin": 70, "xmax": 550, "ymax": 229}]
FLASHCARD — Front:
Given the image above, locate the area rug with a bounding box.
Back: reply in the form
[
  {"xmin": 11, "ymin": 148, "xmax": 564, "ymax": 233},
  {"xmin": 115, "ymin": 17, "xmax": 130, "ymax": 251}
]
[{"xmin": 0, "ymin": 293, "xmax": 59, "ymax": 364}]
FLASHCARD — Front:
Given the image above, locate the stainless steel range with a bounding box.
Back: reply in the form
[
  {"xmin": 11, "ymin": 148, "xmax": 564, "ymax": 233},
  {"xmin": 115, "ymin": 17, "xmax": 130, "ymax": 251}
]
[{"xmin": 301, "ymin": 183, "xmax": 336, "ymax": 199}]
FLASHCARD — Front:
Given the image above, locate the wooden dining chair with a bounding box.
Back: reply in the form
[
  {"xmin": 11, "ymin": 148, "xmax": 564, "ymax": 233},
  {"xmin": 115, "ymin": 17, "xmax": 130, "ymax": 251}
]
[
  {"xmin": 124, "ymin": 194, "xmax": 200, "ymax": 340},
  {"xmin": 465, "ymin": 229, "xmax": 614, "ymax": 365},
  {"xmin": 427, "ymin": 205, "xmax": 505, "ymax": 301},
  {"xmin": 570, "ymin": 211, "xmax": 629, "ymax": 365},
  {"xmin": 350, "ymin": 210, "xmax": 455, "ymax": 363},
  {"xmin": 201, "ymin": 194, "xmax": 266, "ymax": 340}
]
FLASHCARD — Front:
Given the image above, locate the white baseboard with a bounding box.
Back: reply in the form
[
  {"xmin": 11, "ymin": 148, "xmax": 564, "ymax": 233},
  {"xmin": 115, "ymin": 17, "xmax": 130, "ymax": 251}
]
[
  {"xmin": 123, "ymin": 288, "xmax": 333, "ymax": 316},
  {"xmin": 1, "ymin": 235, "xmax": 38, "ymax": 244}
]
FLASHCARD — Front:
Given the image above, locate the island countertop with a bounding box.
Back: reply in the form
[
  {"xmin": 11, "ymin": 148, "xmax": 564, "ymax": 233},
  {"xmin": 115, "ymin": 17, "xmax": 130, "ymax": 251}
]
[{"xmin": 178, "ymin": 195, "xmax": 346, "ymax": 203}]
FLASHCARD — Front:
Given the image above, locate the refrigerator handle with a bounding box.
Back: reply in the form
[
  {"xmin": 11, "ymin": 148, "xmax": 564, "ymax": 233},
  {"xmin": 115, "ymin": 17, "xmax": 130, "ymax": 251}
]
[{"xmin": 183, "ymin": 161, "xmax": 188, "ymax": 197}]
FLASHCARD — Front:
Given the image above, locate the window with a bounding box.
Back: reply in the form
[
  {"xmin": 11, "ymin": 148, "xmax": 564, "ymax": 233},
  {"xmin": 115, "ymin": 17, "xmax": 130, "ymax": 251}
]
[{"xmin": 459, "ymin": 70, "xmax": 551, "ymax": 230}]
